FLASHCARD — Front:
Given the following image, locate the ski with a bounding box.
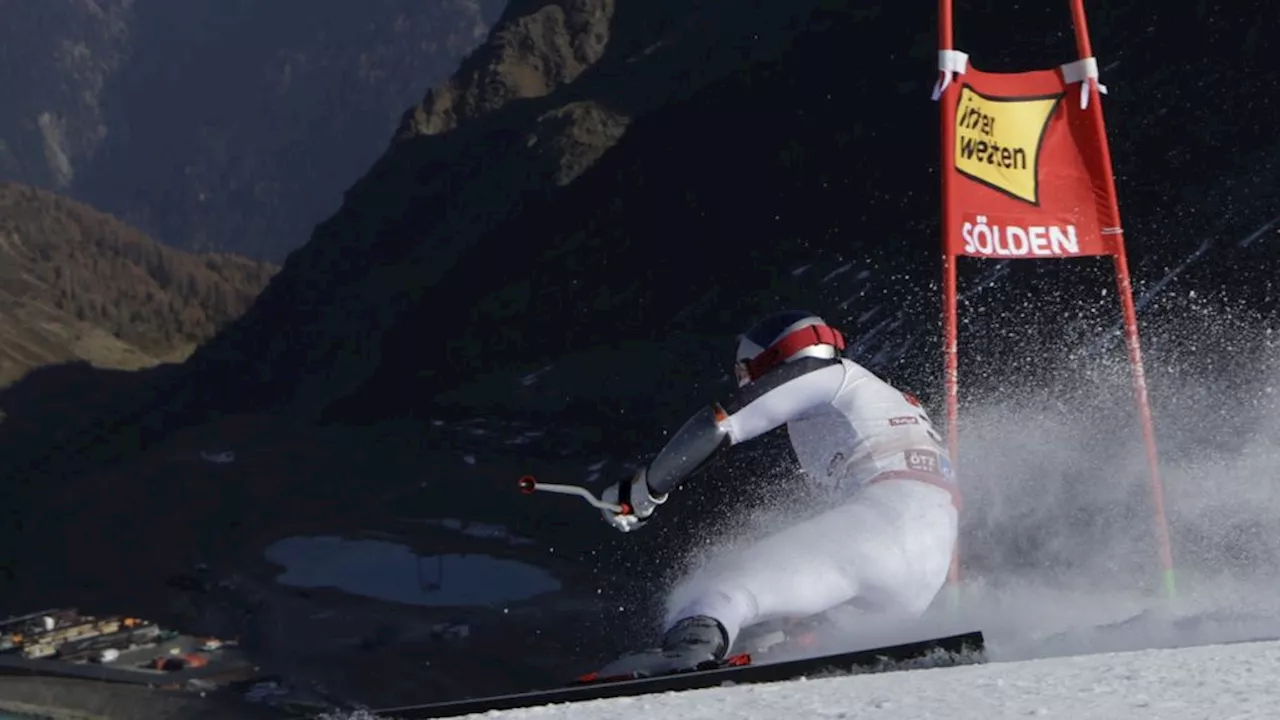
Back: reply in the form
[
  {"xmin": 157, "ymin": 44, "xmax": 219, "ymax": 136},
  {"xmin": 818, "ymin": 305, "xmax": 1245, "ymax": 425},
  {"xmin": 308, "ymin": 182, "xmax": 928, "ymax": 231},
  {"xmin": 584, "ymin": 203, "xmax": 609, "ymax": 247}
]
[{"xmin": 374, "ymin": 630, "xmax": 985, "ymax": 719}]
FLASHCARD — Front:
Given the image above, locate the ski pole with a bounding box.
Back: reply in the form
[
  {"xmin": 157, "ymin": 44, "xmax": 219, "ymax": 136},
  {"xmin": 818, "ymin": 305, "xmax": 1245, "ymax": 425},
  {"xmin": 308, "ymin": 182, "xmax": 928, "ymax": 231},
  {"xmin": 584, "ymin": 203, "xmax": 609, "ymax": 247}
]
[{"xmin": 517, "ymin": 475, "xmax": 631, "ymax": 515}]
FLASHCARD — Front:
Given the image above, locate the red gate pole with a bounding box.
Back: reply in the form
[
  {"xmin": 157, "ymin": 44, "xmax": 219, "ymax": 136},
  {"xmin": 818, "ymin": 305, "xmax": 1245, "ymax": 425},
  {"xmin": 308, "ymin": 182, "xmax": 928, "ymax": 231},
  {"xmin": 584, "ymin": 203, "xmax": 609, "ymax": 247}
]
[
  {"xmin": 1067, "ymin": 0, "xmax": 1177, "ymax": 600},
  {"xmin": 937, "ymin": 0, "xmax": 963, "ymax": 593}
]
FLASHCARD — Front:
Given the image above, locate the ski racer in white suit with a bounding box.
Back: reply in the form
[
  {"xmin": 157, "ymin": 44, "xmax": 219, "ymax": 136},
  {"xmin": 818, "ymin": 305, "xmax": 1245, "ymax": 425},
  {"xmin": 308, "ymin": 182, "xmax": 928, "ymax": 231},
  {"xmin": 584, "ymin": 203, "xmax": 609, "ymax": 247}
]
[{"xmin": 596, "ymin": 310, "xmax": 960, "ymax": 675}]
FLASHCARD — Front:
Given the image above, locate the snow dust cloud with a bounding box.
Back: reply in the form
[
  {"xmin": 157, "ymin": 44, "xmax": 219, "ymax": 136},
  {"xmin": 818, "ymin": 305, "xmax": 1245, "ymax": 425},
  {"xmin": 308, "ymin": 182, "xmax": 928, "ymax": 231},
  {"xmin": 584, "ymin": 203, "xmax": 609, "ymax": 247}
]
[
  {"xmin": 654, "ymin": 288, "xmax": 1280, "ymax": 664},
  {"xmin": 941, "ymin": 289, "xmax": 1280, "ymax": 661}
]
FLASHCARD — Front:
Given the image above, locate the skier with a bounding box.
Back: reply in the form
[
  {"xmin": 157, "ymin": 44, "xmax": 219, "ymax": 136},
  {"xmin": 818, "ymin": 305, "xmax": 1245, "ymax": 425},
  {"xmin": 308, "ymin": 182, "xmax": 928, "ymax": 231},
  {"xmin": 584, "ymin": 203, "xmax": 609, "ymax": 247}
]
[{"xmin": 594, "ymin": 310, "xmax": 960, "ymax": 676}]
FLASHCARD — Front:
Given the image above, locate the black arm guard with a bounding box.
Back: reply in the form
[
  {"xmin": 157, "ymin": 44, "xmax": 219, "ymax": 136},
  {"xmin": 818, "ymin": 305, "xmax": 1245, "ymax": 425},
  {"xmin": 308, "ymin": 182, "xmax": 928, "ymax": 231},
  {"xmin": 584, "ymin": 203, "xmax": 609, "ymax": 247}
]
[{"xmin": 644, "ymin": 403, "xmax": 732, "ymax": 496}]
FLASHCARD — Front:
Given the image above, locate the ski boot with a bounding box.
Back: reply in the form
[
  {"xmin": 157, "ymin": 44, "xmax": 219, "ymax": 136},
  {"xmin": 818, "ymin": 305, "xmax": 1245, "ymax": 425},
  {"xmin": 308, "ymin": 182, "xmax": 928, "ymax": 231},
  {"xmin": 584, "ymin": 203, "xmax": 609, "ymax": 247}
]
[{"xmin": 579, "ymin": 615, "xmax": 732, "ymax": 683}]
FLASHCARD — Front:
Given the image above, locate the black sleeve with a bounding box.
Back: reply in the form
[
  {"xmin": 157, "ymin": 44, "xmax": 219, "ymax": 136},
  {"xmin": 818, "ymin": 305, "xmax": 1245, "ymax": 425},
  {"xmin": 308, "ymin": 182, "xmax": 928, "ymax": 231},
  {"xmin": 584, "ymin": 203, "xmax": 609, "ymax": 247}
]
[{"xmin": 643, "ymin": 357, "xmax": 844, "ymax": 496}]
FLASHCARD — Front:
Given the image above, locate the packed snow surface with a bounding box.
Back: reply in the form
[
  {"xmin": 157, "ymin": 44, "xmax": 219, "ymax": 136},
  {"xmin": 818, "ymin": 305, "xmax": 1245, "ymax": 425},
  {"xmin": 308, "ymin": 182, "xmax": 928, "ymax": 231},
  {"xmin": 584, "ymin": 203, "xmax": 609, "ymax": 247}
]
[{"xmin": 415, "ymin": 637, "xmax": 1280, "ymax": 720}]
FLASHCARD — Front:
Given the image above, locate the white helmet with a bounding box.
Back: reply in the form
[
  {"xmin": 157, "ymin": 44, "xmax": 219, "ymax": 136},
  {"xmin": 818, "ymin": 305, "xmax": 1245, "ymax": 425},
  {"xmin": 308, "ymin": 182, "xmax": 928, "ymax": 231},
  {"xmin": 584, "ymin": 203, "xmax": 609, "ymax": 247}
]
[{"xmin": 734, "ymin": 310, "xmax": 847, "ymax": 387}]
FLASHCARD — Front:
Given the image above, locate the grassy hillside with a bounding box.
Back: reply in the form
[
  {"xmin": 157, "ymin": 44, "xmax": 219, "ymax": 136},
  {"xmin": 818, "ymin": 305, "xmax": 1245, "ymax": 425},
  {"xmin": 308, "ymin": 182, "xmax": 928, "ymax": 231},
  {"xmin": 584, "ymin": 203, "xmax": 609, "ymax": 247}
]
[{"xmin": 0, "ymin": 182, "xmax": 277, "ymax": 386}]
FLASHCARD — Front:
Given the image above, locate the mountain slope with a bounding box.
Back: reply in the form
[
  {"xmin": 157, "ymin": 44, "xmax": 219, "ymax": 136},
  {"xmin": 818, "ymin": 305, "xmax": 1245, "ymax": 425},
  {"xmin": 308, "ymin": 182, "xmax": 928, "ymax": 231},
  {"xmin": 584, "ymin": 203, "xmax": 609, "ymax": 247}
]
[
  {"xmin": 0, "ymin": 0, "xmax": 1275, "ymax": 710},
  {"xmin": 0, "ymin": 181, "xmax": 276, "ymax": 386},
  {"xmin": 0, "ymin": 0, "xmax": 1274, "ymax": 561},
  {"xmin": 183, "ymin": 0, "xmax": 1280, "ymax": 430},
  {"xmin": 181, "ymin": 0, "xmax": 890, "ymax": 417},
  {"xmin": 0, "ymin": 0, "xmax": 505, "ymax": 260},
  {"xmin": 0, "ymin": 0, "xmax": 1275, "ymax": 575}
]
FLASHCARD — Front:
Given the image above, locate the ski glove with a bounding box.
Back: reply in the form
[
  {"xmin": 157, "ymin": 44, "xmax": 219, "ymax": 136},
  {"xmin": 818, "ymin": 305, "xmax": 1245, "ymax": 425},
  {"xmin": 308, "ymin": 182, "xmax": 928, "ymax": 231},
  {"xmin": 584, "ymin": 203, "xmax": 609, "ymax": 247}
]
[{"xmin": 600, "ymin": 467, "xmax": 668, "ymax": 533}]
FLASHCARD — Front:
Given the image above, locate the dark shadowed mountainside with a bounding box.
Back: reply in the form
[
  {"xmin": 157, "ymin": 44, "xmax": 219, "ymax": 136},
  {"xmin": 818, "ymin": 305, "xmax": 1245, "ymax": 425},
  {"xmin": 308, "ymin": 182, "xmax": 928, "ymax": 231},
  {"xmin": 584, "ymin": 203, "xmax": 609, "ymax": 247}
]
[
  {"xmin": 0, "ymin": 0, "xmax": 1276, "ymax": 712},
  {"xmin": 189, "ymin": 0, "xmax": 1279, "ymax": 441},
  {"xmin": 0, "ymin": 0, "xmax": 505, "ymax": 260},
  {"xmin": 0, "ymin": 181, "xmax": 276, "ymax": 387}
]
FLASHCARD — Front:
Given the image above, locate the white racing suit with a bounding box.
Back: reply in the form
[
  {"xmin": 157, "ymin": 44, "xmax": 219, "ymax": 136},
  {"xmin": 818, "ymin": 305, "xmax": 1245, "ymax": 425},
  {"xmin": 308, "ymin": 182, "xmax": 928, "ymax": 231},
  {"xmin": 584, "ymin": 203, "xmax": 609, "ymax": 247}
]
[{"xmin": 637, "ymin": 355, "xmax": 959, "ymax": 651}]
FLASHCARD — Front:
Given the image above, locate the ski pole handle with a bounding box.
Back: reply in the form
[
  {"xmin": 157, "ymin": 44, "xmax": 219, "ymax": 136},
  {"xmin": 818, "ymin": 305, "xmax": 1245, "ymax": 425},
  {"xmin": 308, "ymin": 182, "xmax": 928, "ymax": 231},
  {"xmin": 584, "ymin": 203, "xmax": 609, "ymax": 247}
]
[{"xmin": 518, "ymin": 475, "xmax": 630, "ymax": 514}]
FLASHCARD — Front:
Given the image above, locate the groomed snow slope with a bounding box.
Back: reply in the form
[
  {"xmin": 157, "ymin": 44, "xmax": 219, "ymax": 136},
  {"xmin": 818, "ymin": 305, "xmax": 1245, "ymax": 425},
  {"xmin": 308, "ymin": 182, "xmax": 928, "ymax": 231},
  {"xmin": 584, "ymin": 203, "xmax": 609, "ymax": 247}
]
[{"xmin": 425, "ymin": 638, "xmax": 1279, "ymax": 720}]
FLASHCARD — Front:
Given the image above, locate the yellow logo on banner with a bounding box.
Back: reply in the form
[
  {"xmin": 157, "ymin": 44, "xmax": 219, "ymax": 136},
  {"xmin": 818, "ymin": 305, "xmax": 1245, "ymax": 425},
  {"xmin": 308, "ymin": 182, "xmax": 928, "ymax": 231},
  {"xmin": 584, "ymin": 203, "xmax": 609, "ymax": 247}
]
[{"xmin": 954, "ymin": 86, "xmax": 1061, "ymax": 204}]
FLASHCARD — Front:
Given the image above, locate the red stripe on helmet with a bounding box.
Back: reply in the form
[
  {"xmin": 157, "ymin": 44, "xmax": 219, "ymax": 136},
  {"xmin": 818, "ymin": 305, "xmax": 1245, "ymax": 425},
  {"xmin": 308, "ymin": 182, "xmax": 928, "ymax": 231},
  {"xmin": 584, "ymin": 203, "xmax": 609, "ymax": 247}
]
[{"xmin": 744, "ymin": 324, "xmax": 846, "ymax": 380}]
